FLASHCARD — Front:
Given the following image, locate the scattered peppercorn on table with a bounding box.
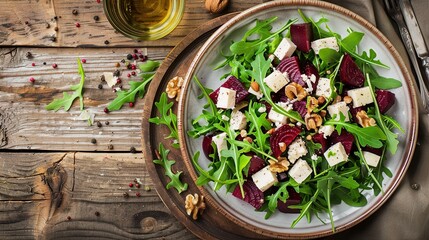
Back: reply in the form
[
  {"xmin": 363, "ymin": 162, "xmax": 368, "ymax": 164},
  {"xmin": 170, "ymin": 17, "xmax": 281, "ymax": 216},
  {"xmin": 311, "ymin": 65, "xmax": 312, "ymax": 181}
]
[{"xmin": 1, "ymin": 0, "xmax": 429, "ymax": 239}]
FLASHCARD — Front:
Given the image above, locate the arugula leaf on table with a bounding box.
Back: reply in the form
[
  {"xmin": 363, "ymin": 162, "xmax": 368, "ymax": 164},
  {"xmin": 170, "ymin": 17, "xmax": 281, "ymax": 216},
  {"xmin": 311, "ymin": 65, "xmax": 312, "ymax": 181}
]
[
  {"xmin": 149, "ymin": 92, "xmax": 179, "ymax": 148},
  {"xmin": 107, "ymin": 60, "xmax": 160, "ymax": 111},
  {"xmin": 46, "ymin": 58, "xmax": 86, "ymax": 111},
  {"xmin": 153, "ymin": 143, "xmax": 188, "ymax": 194},
  {"xmin": 249, "ymin": 52, "xmax": 304, "ymax": 123}
]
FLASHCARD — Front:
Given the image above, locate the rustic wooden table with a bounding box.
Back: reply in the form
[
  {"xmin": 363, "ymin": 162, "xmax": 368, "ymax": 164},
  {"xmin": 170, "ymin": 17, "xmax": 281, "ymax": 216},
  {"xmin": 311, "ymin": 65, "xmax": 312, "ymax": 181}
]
[{"xmin": 0, "ymin": 1, "xmax": 267, "ymax": 239}]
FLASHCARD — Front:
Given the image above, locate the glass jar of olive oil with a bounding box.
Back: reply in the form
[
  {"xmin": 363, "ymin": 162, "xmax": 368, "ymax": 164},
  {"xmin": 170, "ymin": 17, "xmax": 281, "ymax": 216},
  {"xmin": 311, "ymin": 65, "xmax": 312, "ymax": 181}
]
[{"xmin": 104, "ymin": 0, "xmax": 185, "ymax": 41}]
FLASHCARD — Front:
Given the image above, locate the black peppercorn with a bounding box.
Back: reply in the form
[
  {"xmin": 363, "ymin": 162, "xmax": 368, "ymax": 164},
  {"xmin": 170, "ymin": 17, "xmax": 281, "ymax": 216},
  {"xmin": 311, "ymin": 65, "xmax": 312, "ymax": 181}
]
[
  {"xmin": 72, "ymin": 9, "xmax": 78, "ymax": 15},
  {"xmin": 54, "ymin": 26, "xmax": 59, "ymax": 31},
  {"xmin": 104, "ymin": 40, "xmax": 109, "ymax": 45},
  {"xmin": 93, "ymin": 15, "xmax": 99, "ymax": 21},
  {"xmin": 130, "ymin": 146, "xmax": 136, "ymax": 153},
  {"xmin": 94, "ymin": 211, "xmax": 100, "ymax": 216},
  {"xmin": 104, "ymin": 121, "xmax": 110, "ymax": 125},
  {"xmin": 126, "ymin": 53, "xmax": 133, "ymax": 60},
  {"xmin": 98, "ymin": 84, "xmax": 103, "ymax": 89},
  {"xmin": 113, "ymin": 69, "xmax": 120, "ymax": 77},
  {"xmin": 43, "ymin": 62, "xmax": 46, "ymax": 65},
  {"xmin": 108, "ymin": 144, "xmax": 113, "ymax": 150},
  {"xmin": 91, "ymin": 138, "xmax": 97, "ymax": 144},
  {"xmin": 96, "ymin": 121, "xmax": 102, "ymax": 128}
]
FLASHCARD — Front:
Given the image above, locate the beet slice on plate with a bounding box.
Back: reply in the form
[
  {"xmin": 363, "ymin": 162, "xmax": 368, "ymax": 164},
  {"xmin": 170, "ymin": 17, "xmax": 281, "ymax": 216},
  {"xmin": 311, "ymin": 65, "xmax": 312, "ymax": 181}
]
[
  {"xmin": 376, "ymin": 89, "xmax": 396, "ymax": 114},
  {"xmin": 232, "ymin": 180, "xmax": 264, "ymax": 209},
  {"xmin": 292, "ymin": 100, "xmax": 307, "ymax": 119},
  {"xmin": 329, "ymin": 129, "xmax": 355, "ymax": 155},
  {"xmin": 277, "ymin": 187, "xmax": 302, "ymax": 213},
  {"xmin": 277, "ymin": 56, "xmax": 306, "ymax": 86},
  {"xmin": 290, "ymin": 23, "xmax": 313, "ymax": 53},
  {"xmin": 270, "ymin": 125, "xmax": 302, "ymax": 158},
  {"xmin": 312, "ymin": 133, "xmax": 328, "ymax": 155},
  {"xmin": 209, "ymin": 76, "xmax": 249, "ymax": 104},
  {"xmin": 202, "ymin": 135, "xmax": 215, "ymax": 160},
  {"xmin": 247, "ymin": 155, "xmax": 266, "ymax": 177},
  {"xmin": 339, "ymin": 54, "xmax": 364, "ymax": 88}
]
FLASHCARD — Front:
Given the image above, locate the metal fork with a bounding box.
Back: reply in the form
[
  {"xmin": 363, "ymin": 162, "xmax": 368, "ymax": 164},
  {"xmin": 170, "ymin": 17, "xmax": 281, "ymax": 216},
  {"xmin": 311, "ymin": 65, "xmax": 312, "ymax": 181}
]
[{"xmin": 384, "ymin": 0, "xmax": 429, "ymax": 113}]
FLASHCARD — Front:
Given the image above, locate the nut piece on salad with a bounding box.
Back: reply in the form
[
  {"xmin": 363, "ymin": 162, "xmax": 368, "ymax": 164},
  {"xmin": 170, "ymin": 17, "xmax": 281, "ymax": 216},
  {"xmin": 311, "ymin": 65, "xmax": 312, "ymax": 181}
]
[
  {"xmin": 356, "ymin": 110, "xmax": 377, "ymax": 128},
  {"xmin": 166, "ymin": 76, "xmax": 184, "ymax": 101},
  {"xmin": 185, "ymin": 193, "xmax": 206, "ymax": 220},
  {"xmin": 305, "ymin": 113, "xmax": 323, "ymax": 131},
  {"xmin": 268, "ymin": 158, "xmax": 290, "ymax": 173},
  {"xmin": 285, "ymin": 82, "xmax": 307, "ymax": 100}
]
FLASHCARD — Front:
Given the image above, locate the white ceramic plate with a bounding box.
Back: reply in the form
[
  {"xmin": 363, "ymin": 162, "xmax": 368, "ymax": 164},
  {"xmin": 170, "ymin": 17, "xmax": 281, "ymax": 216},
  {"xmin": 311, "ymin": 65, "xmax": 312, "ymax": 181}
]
[{"xmin": 178, "ymin": 0, "xmax": 418, "ymax": 238}]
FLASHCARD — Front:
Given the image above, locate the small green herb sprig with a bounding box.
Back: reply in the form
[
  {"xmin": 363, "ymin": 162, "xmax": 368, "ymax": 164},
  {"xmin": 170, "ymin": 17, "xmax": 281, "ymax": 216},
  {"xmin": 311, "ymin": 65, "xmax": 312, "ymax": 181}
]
[
  {"xmin": 107, "ymin": 60, "xmax": 160, "ymax": 111},
  {"xmin": 154, "ymin": 143, "xmax": 188, "ymax": 194},
  {"xmin": 46, "ymin": 58, "xmax": 86, "ymax": 111}
]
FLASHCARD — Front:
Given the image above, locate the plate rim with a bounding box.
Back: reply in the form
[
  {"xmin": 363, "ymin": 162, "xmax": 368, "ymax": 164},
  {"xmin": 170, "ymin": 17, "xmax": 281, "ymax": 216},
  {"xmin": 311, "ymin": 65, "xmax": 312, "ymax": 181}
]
[{"xmin": 177, "ymin": 0, "xmax": 419, "ymax": 238}]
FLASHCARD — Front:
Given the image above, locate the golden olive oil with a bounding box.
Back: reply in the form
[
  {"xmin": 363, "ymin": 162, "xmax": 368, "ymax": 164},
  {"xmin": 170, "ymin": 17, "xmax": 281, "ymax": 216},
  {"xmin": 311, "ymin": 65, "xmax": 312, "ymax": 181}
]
[{"xmin": 104, "ymin": 0, "xmax": 184, "ymax": 40}]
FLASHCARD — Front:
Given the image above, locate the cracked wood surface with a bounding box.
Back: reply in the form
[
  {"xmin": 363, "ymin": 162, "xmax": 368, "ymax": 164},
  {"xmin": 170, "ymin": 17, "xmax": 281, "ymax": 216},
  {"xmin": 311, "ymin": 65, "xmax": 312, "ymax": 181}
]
[
  {"xmin": 0, "ymin": 0, "xmax": 267, "ymax": 47},
  {"xmin": 0, "ymin": 152, "xmax": 193, "ymax": 239}
]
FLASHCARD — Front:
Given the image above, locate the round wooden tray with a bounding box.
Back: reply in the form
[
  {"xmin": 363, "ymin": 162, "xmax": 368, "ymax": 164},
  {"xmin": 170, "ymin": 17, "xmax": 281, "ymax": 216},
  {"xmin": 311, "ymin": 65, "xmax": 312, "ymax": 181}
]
[{"xmin": 141, "ymin": 13, "xmax": 270, "ymax": 240}]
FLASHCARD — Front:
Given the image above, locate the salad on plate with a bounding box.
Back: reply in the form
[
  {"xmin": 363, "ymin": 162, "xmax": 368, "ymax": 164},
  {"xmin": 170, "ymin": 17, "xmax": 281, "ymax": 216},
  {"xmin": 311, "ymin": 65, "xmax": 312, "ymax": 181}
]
[{"xmin": 187, "ymin": 10, "xmax": 404, "ymax": 230}]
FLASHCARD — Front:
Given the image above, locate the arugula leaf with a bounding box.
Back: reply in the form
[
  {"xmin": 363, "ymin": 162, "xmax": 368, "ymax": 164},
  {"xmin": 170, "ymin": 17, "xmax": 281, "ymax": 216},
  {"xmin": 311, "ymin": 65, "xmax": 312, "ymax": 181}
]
[
  {"xmin": 230, "ymin": 19, "xmax": 297, "ymax": 55},
  {"xmin": 383, "ymin": 115, "xmax": 405, "ymax": 133},
  {"xmin": 370, "ymin": 76, "xmax": 402, "ymax": 90},
  {"xmin": 192, "ymin": 151, "xmax": 239, "ymax": 185},
  {"xmin": 153, "ymin": 143, "xmax": 188, "ymax": 194},
  {"xmin": 341, "ymin": 31, "xmax": 364, "ymax": 52},
  {"xmin": 266, "ymin": 181, "xmax": 292, "ymax": 217},
  {"xmin": 46, "ymin": 58, "xmax": 85, "ymax": 111},
  {"xmin": 317, "ymin": 171, "xmax": 335, "ymax": 232},
  {"xmin": 249, "ymin": 52, "xmax": 304, "ymax": 123},
  {"xmin": 245, "ymin": 101, "xmax": 271, "ymax": 153},
  {"xmin": 149, "ymin": 92, "xmax": 179, "ymax": 148},
  {"xmin": 242, "ymin": 16, "xmax": 277, "ymax": 40},
  {"xmin": 291, "ymin": 188, "xmax": 320, "ymax": 228},
  {"xmin": 319, "ymin": 48, "xmax": 341, "ymax": 64},
  {"xmin": 138, "ymin": 60, "xmax": 160, "ymax": 72}
]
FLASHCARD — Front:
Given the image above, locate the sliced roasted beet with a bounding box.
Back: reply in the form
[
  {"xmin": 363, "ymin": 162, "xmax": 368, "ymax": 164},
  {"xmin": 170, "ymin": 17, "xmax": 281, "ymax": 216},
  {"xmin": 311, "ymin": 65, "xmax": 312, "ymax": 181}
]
[
  {"xmin": 202, "ymin": 135, "xmax": 214, "ymax": 161},
  {"xmin": 350, "ymin": 106, "xmax": 367, "ymax": 124},
  {"xmin": 277, "ymin": 187, "xmax": 302, "ymax": 213},
  {"xmin": 270, "ymin": 125, "xmax": 302, "ymax": 158},
  {"xmin": 232, "ymin": 180, "xmax": 264, "ymax": 209},
  {"xmin": 277, "ymin": 56, "xmax": 305, "ymax": 86},
  {"xmin": 247, "ymin": 155, "xmax": 266, "ymax": 177},
  {"xmin": 362, "ymin": 146, "xmax": 383, "ymax": 156},
  {"xmin": 376, "ymin": 89, "xmax": 396, "ymax": 114},
  {"xmin": 290, "ymin": 23, "xmax": 313, "ymax": 53},
  {"xmin": 209, "ymin": 76, "xmax": 249, "ymax": 104},
  {"xmin": 292, "ymin": 100, "xmax": 307, "ymax": 119},
  {"xmin": 329, "ymin": 130, "xmax": 354, "ymax": 155},
  {"xmin": 312, "ymin": 133, "xmax": 328, "ymax": 155},
  {"xmin": 339, "ymin": 54, "xmax": 364, "ymax": 88},
  {"xmin": 302, "ymin": 61, "xmax": 319, "ymax": 92}
]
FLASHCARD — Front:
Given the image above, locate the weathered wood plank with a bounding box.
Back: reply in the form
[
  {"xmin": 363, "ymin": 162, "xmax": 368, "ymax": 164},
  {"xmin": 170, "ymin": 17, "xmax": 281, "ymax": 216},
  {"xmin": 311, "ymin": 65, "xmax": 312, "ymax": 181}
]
[
  {"xmin": 0, "ymin": 0, "xmax": 267, "ymax": 47},
  {"xmin": 0, "ymin": 152, "xmax": 194, "ymax": 239},
  {"xmin": 0, "ymin": 47, "xmax": 170, "ymax": 151}
]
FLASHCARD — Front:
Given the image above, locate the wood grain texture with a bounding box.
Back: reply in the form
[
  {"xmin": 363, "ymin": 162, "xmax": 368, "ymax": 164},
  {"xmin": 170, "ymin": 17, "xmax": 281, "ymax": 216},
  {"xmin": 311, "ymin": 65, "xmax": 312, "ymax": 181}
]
[
  {"xmin": 0, "ymin": 152, "xmax": 194, "ymax": 239},
  {"xmin": 0, "ymin": 0, "xmax": 267, "ymax": 47},
  {"xmin": 0, "ymin": 47, "xmax": 171, "ymax": 151}
]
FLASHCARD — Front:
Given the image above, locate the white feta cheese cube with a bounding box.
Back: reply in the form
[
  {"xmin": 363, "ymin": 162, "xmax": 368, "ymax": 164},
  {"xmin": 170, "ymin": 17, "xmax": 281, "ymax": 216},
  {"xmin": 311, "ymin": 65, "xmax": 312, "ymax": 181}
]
[
  {"xmin": 327, "ymin": 101, "xmax": 350, "ymax": 122},
  {"xmin": 363, "ymin": 151, "xmax": 381, "ymax": 167},
  {"xmin": 248, "ymin": 86, "xmax": 263, "ymax": 99},
  {"xmin": 230, "ymin": 110, "xmax": 247, "ymax": 130},
  {"xmin": 289, "ymin": 159, "xmax": 313, "ymax": 184},
  {"xmin": 347, "ymin": 86, "xmax": 374, "ymax": 108},
  {"xmin": 274, "ymin": 37, "xmax": 297, "ymax": 60},
  {"xmin": 287, "ymin": 138, "xmax": 308, "ymax": 164},
  {"xmin": 311, "ymin": 37, "xmax": 340, "ymax": 54},
  {"xmin": 268, "ymin": 102, "xmax": 289, "ymax": 125},
  {"xmin": 315, "ymin": 77, "xmax": 332, "ymax": 99},
  {"xmin": 103, "ymin": 72, "xmax": 117, "ymax": 88},
  {"xmin": 212, "ymin": 132, "xmax": 228, "ymax": 158},
  {"xmin": 264, "ymin": 70, "xmax": 290, "ymax": 93},
  {"xmin": 216, "ymin": 87, "xmax": 236, "ymax": 109},
  {"xmin": 318, "ymin": 125, "xmax": 335, "ymax": 139},
  {"xmin": 324, "ymin": 142, "xmax": 348, "ymax": 166},
  {"xmin": 251, "ymin": 166, "xmax": 278, "ymax": 192}
]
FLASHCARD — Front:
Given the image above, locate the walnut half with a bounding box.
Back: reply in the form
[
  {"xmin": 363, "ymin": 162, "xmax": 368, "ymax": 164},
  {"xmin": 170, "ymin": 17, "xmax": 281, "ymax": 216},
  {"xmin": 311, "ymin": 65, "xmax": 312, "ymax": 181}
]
[
  {"xmin": 268, "ymin": 158, "xmax": 290, "ymax": 173},
  {"xmin": 356, "ymin": 110, "xmax": 377, "ymax": 127},
  {"xmin": 285, "ymin": 82, "xmax": 307, "ymax": 101},
  {"xmin": 165, "ymin": 76, "xmax": 184, "ymax": 101},
  {"xmin": 305, "ymin": 113, "xmax": 323, "ymax": 131},
  {"xmin": 185, "ymin": 193, "xmax": 206, "ymax": 220}
]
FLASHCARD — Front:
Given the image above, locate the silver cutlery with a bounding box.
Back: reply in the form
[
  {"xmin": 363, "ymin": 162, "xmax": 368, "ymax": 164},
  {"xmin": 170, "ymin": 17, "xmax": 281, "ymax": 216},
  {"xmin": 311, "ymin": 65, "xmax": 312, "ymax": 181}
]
[{"xmin": 384, "ymin": 0, "xmax": 429, "ymax": 113}]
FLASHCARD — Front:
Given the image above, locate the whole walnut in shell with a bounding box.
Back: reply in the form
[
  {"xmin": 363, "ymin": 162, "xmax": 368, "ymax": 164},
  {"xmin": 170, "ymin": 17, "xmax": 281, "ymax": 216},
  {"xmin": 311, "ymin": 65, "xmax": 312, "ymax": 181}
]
[{"xmin": 205, "ymin": 0, "xmax": 229, "ymax": 14}]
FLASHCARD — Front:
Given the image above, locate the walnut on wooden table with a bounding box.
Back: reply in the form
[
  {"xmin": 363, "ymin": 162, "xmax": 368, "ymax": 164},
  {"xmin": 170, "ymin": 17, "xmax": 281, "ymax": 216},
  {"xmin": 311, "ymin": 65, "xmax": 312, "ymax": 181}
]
[{"xmin": 185, "ymin": 193, "xmax": 206, "ymax": 220}]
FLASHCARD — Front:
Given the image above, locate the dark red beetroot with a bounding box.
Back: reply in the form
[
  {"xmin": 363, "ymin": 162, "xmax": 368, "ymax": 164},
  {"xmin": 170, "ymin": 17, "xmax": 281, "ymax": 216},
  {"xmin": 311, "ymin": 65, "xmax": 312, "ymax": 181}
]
[
  {"xmin": 209, "ymin": 76, "xmax": 249, "ymax": 104},
  {"xmin": 202, "ymin": 135, "xmax": 214, "ymax": 160},
  {"xmin": 290, "ymin": 23, "xmax": 313, "ymax": 53},
  {"xmin": 277, "ymin": 187, "xmax": 302, "ymax": 213},
  {"xmin": 270, "ymin": 125, "xmax": 302, "ymax": 158},
  {"xmin": 277, "ymin": 56, "xmax": 306, "ymax": 86},
  {"xmin": 350, "ymin": 106, "xmax": 367, "ymax": 123},
  {"xmin": 292, "ymin": 100, "xmax": 307, "ymax": 119},
  {"xmin": 312, "ymin": 133, "xmax": 328, "ymax": 155},
  {"xmin": 302, "ymin": 61, "xmax": 320, "ymax": 93},
  {"xmin": 339, "ymin": 54, "xmax": 364, "ymax": 88},
  {"xmin": 329, "ymin": 130, "xmax": 354, "ymax": 155},
  {"xmin": 247, "ymin": 155, "xmax": 266, "ymax": 177},
  {"xmin": 232, "ymin": 180, "xmax": 264, "ymax": 209},
  {"xmin": 277, "ymin": 172, "xmax": 289, "ymax": 182},
  {"xmin": 376, "ymin": 89, "xmax": 396, "ymax": 114}
]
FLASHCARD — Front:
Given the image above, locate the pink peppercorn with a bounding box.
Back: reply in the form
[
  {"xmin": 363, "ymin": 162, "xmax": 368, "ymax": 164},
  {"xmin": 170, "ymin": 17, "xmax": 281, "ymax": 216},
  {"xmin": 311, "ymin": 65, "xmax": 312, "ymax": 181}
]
[
  {"xmin": 52, "ymin": 63, "xmax": 58, "ymax": 68},
  {"xmin": 116, "ymin": 78, "xmax": 122, "ymax": 84},
  {"xmin": 131, "ymin": 71, "xmax": 136, "ymax": 76},
  {"xmin": 81, "ymin": 59, "xmax": 86, "ymax": 63},
  {"xmin": 135, "ymin": 192, "xmax": 141, "ymax": 197},
  {"xmin": 75, "ymin": 22, "xmax": 80, "ymax": 27},
  {"xmin": 131, "ymin": 64, "xmax": 136, "ymax": 70},
  {"xmin": 104, "ymin": 108, "xmax": 109, "ymax": 113},
  {"xmin": 128, "ymin": 183, "xmax": 134, "ymax": 188},
  {"xmin": 29, "ymin": 77, "xmax": 35, "ymax": 83},
  {"xmin": 127, "ymin": 73, "xmax": 131, "ymax": 78},
  {"xmin": 31, "ymin": 63, "xmax": 35, "ymax": 67},
  {"xmin": 129, "ymin": 102, "xmax": 134, "ymax": 107}
]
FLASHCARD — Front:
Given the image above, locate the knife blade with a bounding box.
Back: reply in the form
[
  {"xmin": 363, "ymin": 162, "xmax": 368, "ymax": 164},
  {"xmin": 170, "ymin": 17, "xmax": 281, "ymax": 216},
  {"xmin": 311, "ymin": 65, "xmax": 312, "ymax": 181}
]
[{"xmin": 399, "ymin": 0, "xmax": 428, "ymax": 58}]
